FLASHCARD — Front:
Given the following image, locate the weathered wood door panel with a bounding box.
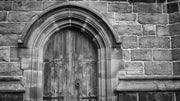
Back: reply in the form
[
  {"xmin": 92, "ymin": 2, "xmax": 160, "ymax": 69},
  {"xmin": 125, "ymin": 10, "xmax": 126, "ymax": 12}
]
[{"xmin": 43, "ymin": 29, "xmax": 98, "ymax": 101}]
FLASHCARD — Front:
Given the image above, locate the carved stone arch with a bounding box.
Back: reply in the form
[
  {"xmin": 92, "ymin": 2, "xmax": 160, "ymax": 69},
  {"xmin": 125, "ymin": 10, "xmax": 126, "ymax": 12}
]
[
  {"xmin": 19, "ymin": 2, "xmax": 120, "ymax": 101},
  {"xmin": 19, "ymin": 3, "xmax": 118, "ymax": 48}
]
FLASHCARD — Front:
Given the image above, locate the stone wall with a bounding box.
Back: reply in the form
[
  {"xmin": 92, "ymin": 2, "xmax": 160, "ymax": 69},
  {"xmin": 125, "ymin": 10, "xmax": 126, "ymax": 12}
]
[{"xmin": 0, "ymin": 0, "xmax": 179, "ymax": 101}]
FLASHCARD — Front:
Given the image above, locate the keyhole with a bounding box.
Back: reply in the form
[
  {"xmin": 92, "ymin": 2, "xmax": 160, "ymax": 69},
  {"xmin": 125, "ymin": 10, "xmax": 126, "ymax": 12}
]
[{"xmin": 75, "ymin": 78, "xmax": 80, "ymax": 89}]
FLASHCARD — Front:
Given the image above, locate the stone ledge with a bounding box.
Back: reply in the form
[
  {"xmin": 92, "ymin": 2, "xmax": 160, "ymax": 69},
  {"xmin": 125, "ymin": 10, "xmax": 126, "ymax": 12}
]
[
  {"xmin": 0, "ymin": 76, "xmax": 22, "ymax": 81},
  {"xmin": 0, "ymin": 76, "xmax": 24, "ymax": 93},
  {"xmin": 115, "ymin": 76, "xmax": 180, "ymax": 92},
  {"xmin": 0, "ymin": 82, "xmax": 25, "ymax": 93}
]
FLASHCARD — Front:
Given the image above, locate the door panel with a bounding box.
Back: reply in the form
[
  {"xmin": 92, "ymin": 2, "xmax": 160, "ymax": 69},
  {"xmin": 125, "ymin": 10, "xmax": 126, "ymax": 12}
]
[{"xmin": 43, "ymin": 29, "xmax": 98, "ymax": 101}]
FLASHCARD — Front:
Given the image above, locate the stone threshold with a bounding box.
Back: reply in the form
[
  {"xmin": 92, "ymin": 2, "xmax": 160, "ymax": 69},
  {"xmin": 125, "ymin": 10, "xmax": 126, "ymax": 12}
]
[{"xmin": 115, "ymin": 76, "xmax": 180, "ymax": 92}]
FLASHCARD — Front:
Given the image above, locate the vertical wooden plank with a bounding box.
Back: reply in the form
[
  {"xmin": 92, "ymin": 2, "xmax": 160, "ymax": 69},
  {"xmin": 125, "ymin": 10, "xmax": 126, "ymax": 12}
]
[{"xmin": 43, "ymin": 29, "xmax": 98, "ymax": 101}]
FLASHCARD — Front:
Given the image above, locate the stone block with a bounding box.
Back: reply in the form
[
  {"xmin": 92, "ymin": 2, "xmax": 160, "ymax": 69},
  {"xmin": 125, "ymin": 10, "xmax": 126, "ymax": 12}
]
[
  {"xmin": 0, "ymin": 62, "xmax": 22, "ymax": 76},
  {"xmin": 0, "ymin": 93, "xmax": 23, "ymax": 101},
  {"xmin": 21, "ymin": 58, "xmax": 31, "ymax": 70},
  {"xmin": 156, "ymin": 25, "xmax": 170, "ymax": 36},
  {"xmin": 139, "ymin": 36, "xmax": 170, "ymax": 48},
  {"xmin": 13, "ymin": 1, "xmax": 42, "ymax": 11},
  {"xmin": 118, "ymin": 93, "xmax": 137, "ymax": 101},
  {"xmin": 153, "ymin": 50, "xmax": 172, "ymax": 61},
  {"xmin": 0, "ymin": 12, "xmax": 7, "ymax": 21},
  {"xmin": 102, "ymin": 12, "xmax": 115, "ymax": 25},
  {"xmin": 111, "ymin": 59, "xmax": 124, "ymax": 77},
  {"xmin": 43, "ymin": 1, "xmax": 65, "ymax": 9},
  {"xmin": 0, "ymin": 63, "xmax": 8, "ymax": 72},
  {"xmin": 102, "ymin": 0, "xmax": 127, "ymax": 1},
  {"xmin": 172, "ymin": 49, "xmax": 180, "ymax": 60},
  {"xmin": 163, "ymin": 3, "xmax": 167, "ymax": 13},
  {"xmin": 111, "ymin": 48, "xmax": 122, "ymax": 59},
  {"xmin": 115, "ymin": 13, "xmax": 136, "ymax": 21},
  {"xmin": 8, "ymin": 11, "xmax": 39, "ymax": 22},
  {"xmin": 169, "ymin": 23, "xmax": 180, "ymax": 36},
  {"xmin": 139, "ymin": 92, "xmax": 173, "ymax": 101},
  {"xmin": 0, "ymin": 23, "xmax": 26, "ymax": 34},
  {"xmin": 89, "ymin": 2, "xmax": 107, "ymax": 13},
  {"xmin": 121, "ymin": 36, "xmax": 138, "ymax": 49},
  {"xmin": 173, "ymin": 62, "xmax": 180, "ymax": 75},
  {"xmin": 0, "ymin": 1, "xmax": 12, "ymax": 11},
  {"xmin": 167, "ymin": 0, "xmax": 179, "ymax": 2},
  {"xmin": 68, "ymin": 0, "xmax": 82, "ymax": 1},
  {"xmin": 131, "ymin": 49, "xmax": 152, "ymax": 61},
  {"xmin": 9, "ymin": 62, "xmax": 22, "ymax": 76},
  {"xmin": 169, "ymin": 12, "xmax": 180, "ymax": 24},
  {"xmin": 123, "ymin": 50, "xmax": 130, "ymax": 60},
  {"xmin": 176, "ymin": 92, "xmax": 180, "ymax": 101},
  {"xmin": 157, "ymin": 0, "xmax": 166, "ymax": 3},
  {"xmin": 18, "ymin": 48, "xmax": 31, "ymax": 58},
  {"xmin": 0, "ymin": 47, "xmax": 10, "ymax": 62},
  {"xmin": 42, "ymin": 0, "xmax": 66, "ymax": 1},
  {"xmin": 144, "ymin": 62, "xmax": 172, "ymax": 75},
  {"xmin": 138, "ymin": 13, "xmax": 168, "ymax": 24},
  {"xmin": 23, "ymin": 70, "xmax": 32, "ymax": 86},
  {"xmin": 167, "ymin": 2, "xmax": 179, "ymax": 13},
  {"xmin": 133, "ymin": 3, "xmax": 162, "ymax": 13},
  {"xmin": 10, "ymin": 47, "xmax": 20, "ymax": 61},
  {"xmin": 143, "ymin": 24, "xmax": 156, "ymax": 35},
  {"xmin": 129, "ymin": 0, "xmax": 156, "ymax": 3},
  {"xmin": 172, "ymin": 36, "xmax": 180, "ymax": 48},
  {"xmin": 125, "ymin": 62, "xmax": 143, "ymax": 75},
  {"xmin": 108, "ymin": 3, "xmax": 132, "ymax": 13},
  {"xmin": 114, "ymin": 25, "xmax": 141, "ymax": 36},
  {"xmin": 0, "ymin": 34, "xmax": 19, "ymax": 46}
]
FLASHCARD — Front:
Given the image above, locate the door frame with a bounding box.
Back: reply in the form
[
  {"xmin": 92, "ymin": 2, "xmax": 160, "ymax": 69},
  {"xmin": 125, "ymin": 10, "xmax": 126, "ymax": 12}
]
[{"xmin": 19, "ymin": 3, "xmax": 120, "ymax": 101}]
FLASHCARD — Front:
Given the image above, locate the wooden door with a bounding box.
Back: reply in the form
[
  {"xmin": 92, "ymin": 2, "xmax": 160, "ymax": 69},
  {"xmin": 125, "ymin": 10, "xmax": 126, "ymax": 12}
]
[{"xmin": 43, "ymin": 28, "xmax": 98, "ymax": 101}]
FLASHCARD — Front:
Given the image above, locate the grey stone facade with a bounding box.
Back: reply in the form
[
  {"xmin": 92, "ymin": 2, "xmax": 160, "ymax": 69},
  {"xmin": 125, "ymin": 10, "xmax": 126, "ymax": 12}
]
[{"xmin": 0, "ymin": 0, "xmax": 179, "ymax": 101}]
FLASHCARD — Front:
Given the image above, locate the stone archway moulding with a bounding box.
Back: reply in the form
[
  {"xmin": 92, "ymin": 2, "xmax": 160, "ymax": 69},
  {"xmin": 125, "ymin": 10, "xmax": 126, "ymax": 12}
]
[{"xmin": 19, "ymin": 2, "xmax": 120, "ymax": 101}]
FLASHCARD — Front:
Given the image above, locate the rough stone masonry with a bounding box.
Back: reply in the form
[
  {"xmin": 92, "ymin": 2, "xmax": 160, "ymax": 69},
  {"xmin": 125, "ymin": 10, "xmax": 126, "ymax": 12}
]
[{"xmin": 0, "ymin": 0, "xmax": 180, "ymax": 101}]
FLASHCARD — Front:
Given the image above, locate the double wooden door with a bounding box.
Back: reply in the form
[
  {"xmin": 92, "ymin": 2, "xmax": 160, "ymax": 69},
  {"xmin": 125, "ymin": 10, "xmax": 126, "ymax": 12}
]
[{"xmin": 43, "ymin": 29, "xmax": 98, "ymax": 101}]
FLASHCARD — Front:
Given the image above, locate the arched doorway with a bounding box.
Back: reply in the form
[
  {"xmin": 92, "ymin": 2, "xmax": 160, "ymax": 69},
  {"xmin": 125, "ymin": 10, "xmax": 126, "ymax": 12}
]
[
  {"xmin": 19, "ymin": 3, "xmax": 119, "ymax": 101},
  {"xmin": 43, "ymin": 28, "xmax": 98, "ymax": 101}
]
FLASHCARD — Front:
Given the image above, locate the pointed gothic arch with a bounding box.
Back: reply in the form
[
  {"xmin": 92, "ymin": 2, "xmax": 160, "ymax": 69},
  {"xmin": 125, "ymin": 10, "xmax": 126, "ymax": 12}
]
[{"xmin": 19, "ymin": 2, "xmax": 120, "ymax": 101}]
